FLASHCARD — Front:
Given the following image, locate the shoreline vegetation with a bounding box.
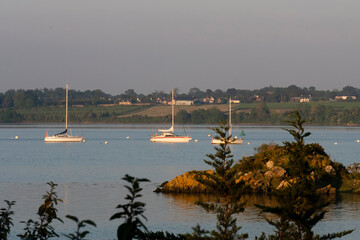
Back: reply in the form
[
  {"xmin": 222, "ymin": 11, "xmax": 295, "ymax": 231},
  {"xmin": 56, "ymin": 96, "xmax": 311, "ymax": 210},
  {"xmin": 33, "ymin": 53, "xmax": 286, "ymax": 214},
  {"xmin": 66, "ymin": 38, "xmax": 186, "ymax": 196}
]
[
  {"xmin": 1, "ymin": 101, "xmax": 360, "ymax": 126},
  {"xmin": 2, "ymin": 85, "xmax": 360, "ymax": 125}
]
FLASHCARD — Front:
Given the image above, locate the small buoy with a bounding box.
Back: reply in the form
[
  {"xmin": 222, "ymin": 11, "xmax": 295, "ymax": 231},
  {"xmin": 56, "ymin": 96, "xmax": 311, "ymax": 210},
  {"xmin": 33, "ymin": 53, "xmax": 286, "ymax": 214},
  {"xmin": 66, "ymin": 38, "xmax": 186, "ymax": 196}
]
[
  {"xmin": 195, "ymin": 139, "xmax": 198, "ymax": 142},
  {"xmin": 208, "ymin": 134, "xmax": 211, "ymax": 137},
  {"xmin": 82, "ymin": 139, "xmax": 86, "ymax": 143},
  {"xmin": 126, "ymin": 136, "xmax": 130, "ymax": 139},
  {"xmin": 356, "ymin": 140, "xmax": 360, "ymax": 143},
  {"xmin": 334, "ymin": 142, "xmax": 338, "ymax": 145},
  {"xmin": 247, "ymin": 142, "xmax": 250, "ymax": 145},
  {"xmin": 105, "ymin": 141, "xmax": 108, "ymax": 144},
  {"xmin": 15, "ymin": 136, "xmax": 19, "ymax": 139}
]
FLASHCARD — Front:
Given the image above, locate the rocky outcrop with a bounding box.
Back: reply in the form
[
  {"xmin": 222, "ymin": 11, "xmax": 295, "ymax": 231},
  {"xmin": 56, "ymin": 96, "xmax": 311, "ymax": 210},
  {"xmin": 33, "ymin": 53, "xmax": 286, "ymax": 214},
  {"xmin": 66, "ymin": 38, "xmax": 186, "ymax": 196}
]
[
  {"xmin": 155, "ymin": 143, "xmax": 358, "ymax": 194},
  {"xmin": 317, "ymin": 184, "xmax": 336, "ymax": 195},
  {"xmin": 158, "ymin": 171, "xmax": 213, "ymax": 193},
  {"xmin": 325, "ymin": 165, "xmax": 336, "ymax": 175},
  {"xmin": 158, "ymin": 167, "xmax": 290, "ymax": 194},
  {"xmin": 156, "ymin": 163, "xmax": 352, "ymax": 194},
  {"xmin": 266, "ymin": 160, "xmax": 274, "ymax": 169},
  {"xmin": 264, "ymin": 166, "xmax": 286, "ymax": 179}
]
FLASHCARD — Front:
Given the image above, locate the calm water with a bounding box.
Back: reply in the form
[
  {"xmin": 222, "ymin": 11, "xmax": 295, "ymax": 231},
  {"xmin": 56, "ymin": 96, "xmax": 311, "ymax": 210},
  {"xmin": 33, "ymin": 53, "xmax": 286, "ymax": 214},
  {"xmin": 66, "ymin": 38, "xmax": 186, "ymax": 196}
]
[{"xmin": 1, "ymin": 124, "xmax": 360, "ymax": 239}]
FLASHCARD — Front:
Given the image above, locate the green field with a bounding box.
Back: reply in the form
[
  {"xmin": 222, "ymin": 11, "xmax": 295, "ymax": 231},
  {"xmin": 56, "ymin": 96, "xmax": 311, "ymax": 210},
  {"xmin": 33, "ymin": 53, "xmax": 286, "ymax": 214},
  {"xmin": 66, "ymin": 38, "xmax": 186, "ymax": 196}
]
[
  {"xmin": 15, "ymin": 105, "xmax": 151, "ymax": 123},
  {"xmin": 231, "ymin": 101, "xmax": 360, "ymax": 111}
]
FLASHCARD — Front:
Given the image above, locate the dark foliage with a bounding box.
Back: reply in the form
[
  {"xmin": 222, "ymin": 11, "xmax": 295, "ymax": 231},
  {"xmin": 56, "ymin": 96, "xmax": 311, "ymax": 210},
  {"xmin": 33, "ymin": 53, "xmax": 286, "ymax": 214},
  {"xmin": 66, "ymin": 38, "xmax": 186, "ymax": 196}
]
[
  {"xmin": 110, "ymin": 174, "xmax": 150, "ymax": 240},
  {"xmin": 255, "ymin": 111, "xmax": 354, "ymax": 240},
  {"xmin": 18, "ymin": 182, "xmax": 63, "ymax": 240},
  {"xmin": 142, "ymin": 231, "xmax": 186, "ymax": 240},
  {"xmin": 183, "ymin": 224, "xmax": 212, "ymax": 240},
  {"xmin": 63, "ymin": 215, "xmax": 96, "ymax": 240},
  {"xmin": 0, "ymin": 200, "xmax": 15, "ymax": 240}
]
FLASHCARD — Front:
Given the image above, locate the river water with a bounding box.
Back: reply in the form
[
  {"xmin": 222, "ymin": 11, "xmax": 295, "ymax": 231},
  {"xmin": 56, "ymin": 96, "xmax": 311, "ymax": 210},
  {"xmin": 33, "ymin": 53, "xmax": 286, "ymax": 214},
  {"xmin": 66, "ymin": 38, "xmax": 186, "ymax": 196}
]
[{"xmin": 1, "ymin": 124, "xmax": 360, "ymax": 239}]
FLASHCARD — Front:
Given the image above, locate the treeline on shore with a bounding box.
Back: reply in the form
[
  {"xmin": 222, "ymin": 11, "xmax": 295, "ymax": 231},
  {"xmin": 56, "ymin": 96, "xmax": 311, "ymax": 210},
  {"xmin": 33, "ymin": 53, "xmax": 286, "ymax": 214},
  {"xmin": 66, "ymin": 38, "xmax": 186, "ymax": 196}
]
[
  {"xmin": 1, "ymin": 101, "xmax": 360, "ymax": 126},
  {"xmin": 1, "ymin": 85, "xmax": 360, "ymax": 108}
]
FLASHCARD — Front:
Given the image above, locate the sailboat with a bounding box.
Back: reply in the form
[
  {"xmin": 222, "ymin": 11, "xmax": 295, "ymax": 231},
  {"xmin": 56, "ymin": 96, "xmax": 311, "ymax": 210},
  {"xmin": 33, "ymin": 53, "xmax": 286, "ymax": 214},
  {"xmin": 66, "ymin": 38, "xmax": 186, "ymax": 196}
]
[
  {"xmin": 211, "ymin": 98, "xmax": 243, "ymax": 144},
  {"xmin": 44, "ymin": 83, "xmax": 84, "ymax": 143},
  {"xmin": 150, "ymin": 89, "xmax": 192, "ymax": 143}
]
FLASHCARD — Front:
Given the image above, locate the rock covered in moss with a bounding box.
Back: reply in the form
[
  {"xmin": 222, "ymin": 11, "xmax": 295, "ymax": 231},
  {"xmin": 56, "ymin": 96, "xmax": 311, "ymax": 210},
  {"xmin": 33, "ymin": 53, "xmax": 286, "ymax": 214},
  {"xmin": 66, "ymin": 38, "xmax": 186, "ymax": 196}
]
[
  {"xmin": 264, "ymin": 166, "xmax": 286, "ymax": 179},
  {"xmin": 159, "ymin": 171, "xmax": 213, "ymax": 193},
  {"xmin": 266, "ymin": 160, "xmax": 274, "ymax": 169},
  {"xmin": 325, "ymin": 165, "xmax": 336, "ymax": 175},
  {"xmin": 158, "ymin": 168, "xmax": 288, "ymax": 194},
  {"xmin": 317, "ymin": 184, "xmax": 336, "ymax": 195}
]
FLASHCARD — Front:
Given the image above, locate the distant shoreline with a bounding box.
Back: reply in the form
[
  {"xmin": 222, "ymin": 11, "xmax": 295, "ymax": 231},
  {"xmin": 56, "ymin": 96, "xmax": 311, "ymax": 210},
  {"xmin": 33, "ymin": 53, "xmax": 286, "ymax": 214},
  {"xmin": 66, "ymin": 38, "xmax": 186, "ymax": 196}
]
[{"xmin": 1, "ymin": 101, "xmax": 360, "ymax": 126}]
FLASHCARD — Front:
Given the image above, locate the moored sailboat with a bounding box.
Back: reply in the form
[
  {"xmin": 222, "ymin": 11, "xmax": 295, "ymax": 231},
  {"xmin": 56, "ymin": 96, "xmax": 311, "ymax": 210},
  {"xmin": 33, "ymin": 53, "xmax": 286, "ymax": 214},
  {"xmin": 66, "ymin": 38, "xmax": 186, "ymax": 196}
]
[
  {"xmin": 211, "ymin": 98, "xmax": 243, "ymax": 144},
  {"xmin": 150, "ymin": 89, "xmax": 192, "ymax": 143},
  {"xmin": 44, "ymin": 83, "xmax": 84, "ymax": 143}
]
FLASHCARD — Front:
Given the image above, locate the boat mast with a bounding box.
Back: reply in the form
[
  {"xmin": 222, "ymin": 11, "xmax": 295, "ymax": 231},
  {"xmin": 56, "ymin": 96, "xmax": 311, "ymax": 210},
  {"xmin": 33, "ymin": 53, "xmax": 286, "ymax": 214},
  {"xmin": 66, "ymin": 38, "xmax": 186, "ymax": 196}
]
[
  {"xmin": 65, "ymin": 83, "xmax": 68, "ymax": 134},
  {"xmin": 229, "ymin": 98, "xmax": 232, "ymax": 137},
  {"xmin": 171, "ymin": 88, "xmax": 175, "ymax": 133}
]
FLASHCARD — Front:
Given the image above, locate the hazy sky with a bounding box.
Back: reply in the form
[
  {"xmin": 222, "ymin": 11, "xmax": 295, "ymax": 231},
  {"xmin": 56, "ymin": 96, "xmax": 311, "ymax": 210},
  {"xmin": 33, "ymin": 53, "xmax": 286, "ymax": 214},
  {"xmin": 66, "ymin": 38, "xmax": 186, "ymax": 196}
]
[{"xmin": 1, "ymin": 0, "xmax": 360, "ymax": 95}]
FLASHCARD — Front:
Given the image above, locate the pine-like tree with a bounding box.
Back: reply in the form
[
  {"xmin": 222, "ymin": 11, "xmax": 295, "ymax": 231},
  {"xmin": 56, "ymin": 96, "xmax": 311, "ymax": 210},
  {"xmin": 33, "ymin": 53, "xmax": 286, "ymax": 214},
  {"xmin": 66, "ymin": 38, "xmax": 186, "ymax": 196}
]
[
  {"xmin": 192, "ymin": 121, "xmax": 248, "ymax": 240},
  {"xmin": 255, "ymin": 111, "xmax": 353, "ymax": 240}
]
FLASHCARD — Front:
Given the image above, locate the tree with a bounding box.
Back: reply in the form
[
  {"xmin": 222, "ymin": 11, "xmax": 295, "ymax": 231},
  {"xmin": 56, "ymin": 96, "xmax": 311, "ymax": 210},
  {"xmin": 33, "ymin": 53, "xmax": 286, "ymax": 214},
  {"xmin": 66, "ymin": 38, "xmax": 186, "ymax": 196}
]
[
  {"xmin": 296, "ymin": 103, "xmax": 311, "ymax": 119},
  {"xmin": 188, "ymin": 87, "xmax": 204, "ymax": 98},
  {"xmin": 175, "ymin": 109, "xmax": 191, "ymax": 123},
  {"xmin": 226, "ymin": 88, "xmax": 237, "ymax": 98},
  {"xmin": 14, "ymin": 91, "xmax": 25, "ymax": 108},
  {"xmin": 341, "ymin": 86, "xmax": 358, "ymax": 97},
  {"xmin": 253, "ymin": 102, "xmax": 270, "ymax": 121},
  {"xmin": 1, "ymin": 95, "xmax": 13, "ymax": 108},
  {"xmin": 192, "ymin": 121, "xmax": 248, "ymax": 240},
  {"xmin": 255, "ymin": 111, "xmax": 353, "ymax": 240},
  {"xmin": 205, "ymin": 89, "xmax": 214, "ymax": 97},
  {"xmin": 213, "ymin": 89, "xmax": 225, "ymax": 98}
]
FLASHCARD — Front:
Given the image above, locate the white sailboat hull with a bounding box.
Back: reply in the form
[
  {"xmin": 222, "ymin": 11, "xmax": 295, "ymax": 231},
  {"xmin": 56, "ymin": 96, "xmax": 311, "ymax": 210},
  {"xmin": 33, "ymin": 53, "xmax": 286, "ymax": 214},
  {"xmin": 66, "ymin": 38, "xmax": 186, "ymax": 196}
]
[
  {"xmin": 44, "ymin": 135, "xmax": 84, "ymax": 143},
  {"xmin": 150, "ymin": 89, "xmax": 191, "ymax": 143},
  {"xmin": 211, "ymin": 138, "xmax": 243, "ymax": 144},
  {"xmin": 211, "ymin": 98, "xmax": 244, "ymax": 145},
  {"xmin": 44, "ymin": 83, "xmax": 84, "ymax": 143},
  {"xmin": 150, "ymin": 135, "xmax": 191, "ymax": 143}
]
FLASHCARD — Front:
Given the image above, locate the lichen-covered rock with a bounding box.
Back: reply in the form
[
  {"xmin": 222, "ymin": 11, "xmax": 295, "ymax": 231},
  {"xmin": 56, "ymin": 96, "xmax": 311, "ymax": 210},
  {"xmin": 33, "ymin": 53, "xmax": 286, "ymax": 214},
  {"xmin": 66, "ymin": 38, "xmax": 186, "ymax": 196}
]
[
  {"xmin": 238, "ymin": 171, "xmax": 272, "ymax": 192},
  {"xmin": 317, "ymin": 184, "xmax": 336, "ymax": 195},
  {"xmin": 276, "ymin": 180, "xmax": 291, "ymax": 190},
  {"xmin": 325, "ymin": 165, "xmax": 336, "ymax": 175},
  {"xmin": 159, "ymin": 171, "xmax": 213, "ymax": 193},
  {"xmin": 266, "ymin": 160, "xmax": 274, "ymax": 169},
  {"xmin": 264, "ymin": 166, "xmax": 286, "ymax": 179}
]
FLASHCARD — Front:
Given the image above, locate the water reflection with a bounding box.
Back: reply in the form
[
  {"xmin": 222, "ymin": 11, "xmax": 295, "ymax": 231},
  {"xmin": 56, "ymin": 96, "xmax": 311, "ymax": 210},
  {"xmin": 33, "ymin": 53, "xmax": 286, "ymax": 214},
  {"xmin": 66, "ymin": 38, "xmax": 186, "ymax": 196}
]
[
  {"xmin": 160, "ymin": 192, "xmax": 360, "ymax": 223},
  {"xmin": 1, "ymin": 183, "xmax": 360, "ymax": 239},
  {"xmin": 1, "ymin": 125, "xmax": 360, "ymax": 239}
]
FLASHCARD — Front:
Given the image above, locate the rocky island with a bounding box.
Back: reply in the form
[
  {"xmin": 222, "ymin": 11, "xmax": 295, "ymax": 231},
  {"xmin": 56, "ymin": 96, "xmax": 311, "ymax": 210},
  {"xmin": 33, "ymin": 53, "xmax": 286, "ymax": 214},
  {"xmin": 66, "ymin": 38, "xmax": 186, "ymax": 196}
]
[{"xmin": 157, "ymin": 137, "xmax": 360, "ymax": 195}]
